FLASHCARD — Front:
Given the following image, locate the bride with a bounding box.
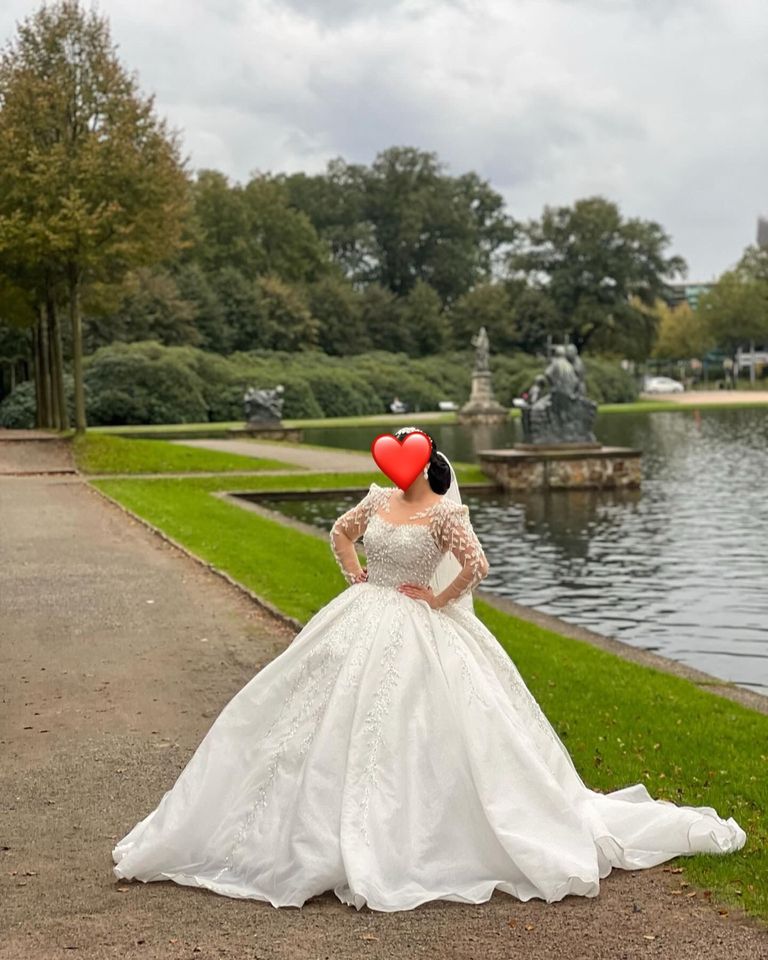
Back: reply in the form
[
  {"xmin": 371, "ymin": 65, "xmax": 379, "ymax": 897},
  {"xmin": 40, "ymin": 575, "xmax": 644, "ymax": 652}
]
[{"xmin": 113, "ymin": 426, "xmax": 746, "ymax": 911}]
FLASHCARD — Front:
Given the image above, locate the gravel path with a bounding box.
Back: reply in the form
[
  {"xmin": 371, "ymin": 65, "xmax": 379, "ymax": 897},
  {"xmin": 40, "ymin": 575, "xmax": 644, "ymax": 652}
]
[
  {"xmin": 172, "ymin": 437, "xmax": 374, "ymax": 472},
  {"xmin": 1, "ymin": 437, "xmax": 766, "ymax": 960}
]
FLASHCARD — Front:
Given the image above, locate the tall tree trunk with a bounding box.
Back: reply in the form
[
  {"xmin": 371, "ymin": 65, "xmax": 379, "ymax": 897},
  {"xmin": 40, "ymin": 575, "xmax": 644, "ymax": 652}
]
[
  {"xmin": 47, "ymin": 308, "xmax": 61, "ymax": 430},
  {"xmin": 47, "ymin": 292, "xmax": 69, "ymax": 430},
  {"xmin": 32, "ymin": 324, "xmax": 42, "ymax": 428},
  {"xmin": 68, "ymin": 266, "xmax": 87, "ymax": 433},
  {"xmin": 35, "ymin": 306, "xmax": 52, "ymax": 429},
  {"xmin": 9, "ymin": 362, "xmax": 16, "ymax": 393},
  {"xmin": 750, "ymin": 340, "xmax": 756, "ymax": 386}
]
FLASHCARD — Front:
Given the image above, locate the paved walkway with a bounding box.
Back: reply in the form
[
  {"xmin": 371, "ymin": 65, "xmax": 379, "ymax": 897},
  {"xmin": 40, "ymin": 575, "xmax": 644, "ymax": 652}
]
[
  {"xmin": 1, "ymin": 438, "xmax": 766, "ymax": 959},
  {"xmin": 640, "ymin": 390, "xmax": 768, "ymax": 404}
]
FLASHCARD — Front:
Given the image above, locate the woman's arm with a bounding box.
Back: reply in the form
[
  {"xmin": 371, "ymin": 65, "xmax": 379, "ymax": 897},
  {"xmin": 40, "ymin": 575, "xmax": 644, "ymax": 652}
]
[
  {"xmin": 432, "ymin": 505, "xmax": 489, "ymax": 608},
  {"xmin": 330, "ymin": 486, "xmax": 381, "ymax": 584}
]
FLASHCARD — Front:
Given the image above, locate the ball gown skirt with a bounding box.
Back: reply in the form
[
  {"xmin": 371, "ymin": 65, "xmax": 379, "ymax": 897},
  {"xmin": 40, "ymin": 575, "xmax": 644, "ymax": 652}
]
[{"xmin": 112, "ymin": 494, "xmax": 746, "ymax": 912}]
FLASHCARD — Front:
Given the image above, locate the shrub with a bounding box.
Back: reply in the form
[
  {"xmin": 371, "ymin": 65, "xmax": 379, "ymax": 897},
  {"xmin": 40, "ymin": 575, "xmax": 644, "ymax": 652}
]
[
  {"xmin": 0, "ymin": 375, "xmax": 76, "ymax": 428},
  {"xmin": 84, "ymin": 342, "xmax": 208, "ymax": 425},
  {"xmin": 0, "ymin": 380, "xmax": 35, "ymax": 428}
]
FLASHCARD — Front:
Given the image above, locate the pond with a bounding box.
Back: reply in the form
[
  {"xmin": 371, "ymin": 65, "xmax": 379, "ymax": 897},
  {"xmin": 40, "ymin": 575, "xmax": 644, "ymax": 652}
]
[{"xmin": 277, "ymin": 408, "xmax": 768, "ymax": 695}]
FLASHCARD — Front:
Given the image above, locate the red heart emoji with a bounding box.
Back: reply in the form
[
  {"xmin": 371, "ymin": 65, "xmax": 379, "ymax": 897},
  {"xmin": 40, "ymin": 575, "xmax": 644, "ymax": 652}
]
[{"xmin": 371, "ymin": 431, "xmax": 431, "ymax": 490}]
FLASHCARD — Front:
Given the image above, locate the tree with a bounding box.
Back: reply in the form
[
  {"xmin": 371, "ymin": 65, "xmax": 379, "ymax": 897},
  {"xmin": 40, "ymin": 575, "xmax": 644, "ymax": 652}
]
[
  {"xmin": 360, "ymin": 283, "xmax": 413, "ymax": 354},
  {"xmin": 0, "ymin": 1, "xmax": 189, "ymax": 431},
  {"xmin": 698, "ymin": 266, "xmax": 768, "ymax": 357},
  {"xmin": 83, "ymin": 268, "xmax": 200, "ymax": 352},
  {"xmin": 284, "ymin": 148, "xmax": 515, "ymax": 303},
  {"xmin": 252, "ymin": 276, "xmax": 319, "ymax": 352},
  {"xmin": 173, "ymin": 262, "xmax": 231, "ymax": 354},
  {"xmin": 364, "ymin": 148, "xmax": 514, "ymax": 303},
  {"xmin": 647, "ymin": 298, "xmax": 714, "ymax": 360},
  {"xmin": 449, "ymin": 283, "xmax": 516, "ymax": 352},
  {"xmin": 210, "ymin": 266, "xmax": 263, "ymax": 354},
  {"xmin": 0, "ymin": 277, "xmax": 35, "ymax": 398},
  {"xmin": 189, "ymin": 170, "xmax": 330, "ymax": 284},
  {"xmin": 508, "ymin": 286, "xmax": 562, "ymax": 355},
  {"xmin": 400, "ymin": 280, "xmax": 450, "ymax": 356},
  {"xmin": 509, "ymin": 197, "xmax": 686, "ymax": 354},
  {"xmin": 306, "ymin": 274, "xmax": 369, "ymax": 356},
  {"xmin": 282, "ymin": 160, "xmax": 374, "ymax": 280}
]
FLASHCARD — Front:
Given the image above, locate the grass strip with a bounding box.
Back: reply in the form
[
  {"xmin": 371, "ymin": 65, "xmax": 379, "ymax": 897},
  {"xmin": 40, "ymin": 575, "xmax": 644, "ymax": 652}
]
[{"xmin": 73, "ymin": 433, "xmax": 298, "ymax": 475}]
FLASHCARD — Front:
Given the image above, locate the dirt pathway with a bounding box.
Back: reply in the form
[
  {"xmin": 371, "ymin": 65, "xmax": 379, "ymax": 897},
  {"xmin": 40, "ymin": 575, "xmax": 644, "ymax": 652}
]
[{"xmin": 1, "ymin": 438, "xmax": 765, "ymax": 959}]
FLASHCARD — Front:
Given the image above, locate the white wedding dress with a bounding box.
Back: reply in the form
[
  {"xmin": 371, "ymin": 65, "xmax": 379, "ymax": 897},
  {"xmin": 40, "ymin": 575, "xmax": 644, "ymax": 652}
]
[{"xmin": 112, "ymin": 481, "xmax": 746, "ymax": 911}]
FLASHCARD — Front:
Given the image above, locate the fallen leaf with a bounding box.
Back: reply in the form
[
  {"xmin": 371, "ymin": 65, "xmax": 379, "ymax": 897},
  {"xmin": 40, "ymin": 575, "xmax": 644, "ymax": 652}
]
[
  {"xmin": 507, "ymin": 920, "xmax": 517, "ymax": 929},
  {"xmin": 116, "ymin": 886, "xmax": 130, "ymax": 893},
  {"xmin": 643, "ymin": 934, "xmax": 656, "ymax": 941},
  {"xmin": 361, "ymin": 933, "xmax": 379, "ymax": 941},
  {"xmin": 524, "ymin": 924, "xmax": 535, "ymax": 931},
  {"xmin": 718, "ymin": 909, "xmax": 729, "ymax": 917},
  {"xmin": 670, "ymin": 867, "xmax": 684, "ymax": 874}
]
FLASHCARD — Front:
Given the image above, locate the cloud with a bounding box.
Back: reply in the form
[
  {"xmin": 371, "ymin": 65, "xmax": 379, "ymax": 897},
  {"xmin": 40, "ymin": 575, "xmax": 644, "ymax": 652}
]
[{"xmin": 0, "ymin": 0, "xmax": 765, "ymax": 278}]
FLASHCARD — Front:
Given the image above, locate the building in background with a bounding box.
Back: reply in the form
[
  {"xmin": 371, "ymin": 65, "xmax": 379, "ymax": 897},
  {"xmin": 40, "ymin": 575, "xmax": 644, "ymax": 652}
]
[
  {"xmin": 757, "ymin": 216, "xmax": 768, "ymax": 248},
  {"xmin": 664, "ymin": 282, "xmax": 714, "ymax": 310}
]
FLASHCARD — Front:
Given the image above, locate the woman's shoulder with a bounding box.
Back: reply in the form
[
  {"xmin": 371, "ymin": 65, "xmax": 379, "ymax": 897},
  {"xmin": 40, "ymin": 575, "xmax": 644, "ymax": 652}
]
[
  {"xmin": 365, "ymin": 481, "xmax": 394, "ymax": 504},
  {"xmin": 438, "ymin": 496, "xmax": 469, "ymax": 517},
  {"xmin": 431, "ymin": 496, "xmax": 470, "ymax": 530}
]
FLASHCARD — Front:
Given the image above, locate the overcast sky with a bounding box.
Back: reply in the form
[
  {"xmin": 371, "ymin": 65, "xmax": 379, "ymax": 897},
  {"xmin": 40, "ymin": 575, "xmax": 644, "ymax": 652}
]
[{"xmin": 2, "ymin": 0, "xmax": 766, "ymax": 279}]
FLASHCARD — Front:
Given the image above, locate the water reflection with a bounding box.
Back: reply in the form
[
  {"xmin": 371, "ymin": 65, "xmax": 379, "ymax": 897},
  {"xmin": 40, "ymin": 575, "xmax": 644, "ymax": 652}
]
[{"xmin": 295, "ymin": 407, "xmax": 768, "ymax": 694}]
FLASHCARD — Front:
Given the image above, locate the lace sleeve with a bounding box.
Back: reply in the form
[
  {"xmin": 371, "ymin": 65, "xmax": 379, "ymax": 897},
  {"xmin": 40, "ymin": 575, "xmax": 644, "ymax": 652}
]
[
  {"xmin": 433, "ymin": 503, "xmax": 490, "ymax": 607},
  {"xmin": 330, "ymin": 483, "xmax": 386, "ymax": 584}
]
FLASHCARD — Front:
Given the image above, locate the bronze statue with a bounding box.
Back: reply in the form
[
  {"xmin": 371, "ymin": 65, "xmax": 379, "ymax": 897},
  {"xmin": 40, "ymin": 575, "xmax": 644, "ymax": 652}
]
[
  {"xmin": 519, "ymin": 344, "xmax": 597, "ymax": 445},
  {"xmin": 244, "ymin": 384, "xmax": 285, "ymax": 424}
]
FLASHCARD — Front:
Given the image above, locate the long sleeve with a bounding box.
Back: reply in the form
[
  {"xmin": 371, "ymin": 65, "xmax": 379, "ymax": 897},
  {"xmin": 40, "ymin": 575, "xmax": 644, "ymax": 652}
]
[
  {"xmin": 433, "ymin": 504, "xmax": 490, "ymax": 607},
  {"xmin": 330, "ymin": 483, "xmax": 385, "ymax": 584}
]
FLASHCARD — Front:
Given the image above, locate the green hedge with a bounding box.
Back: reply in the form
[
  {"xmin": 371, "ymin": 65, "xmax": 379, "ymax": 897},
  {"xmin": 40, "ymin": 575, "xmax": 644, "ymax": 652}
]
[{"xmin": 0, "ymin": 341, "xmax": 639, "ymax": 427}]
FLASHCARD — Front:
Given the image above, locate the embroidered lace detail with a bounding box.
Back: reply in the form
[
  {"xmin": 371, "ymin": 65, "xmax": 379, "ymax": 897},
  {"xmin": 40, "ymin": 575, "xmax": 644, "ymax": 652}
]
[
  {"xmin": 218, "ymin": 599, "xmax": 364, "ymax": 874},
  {"xmin": 358, "ymin": 597, "xmax": 406, "ymax": 846}
]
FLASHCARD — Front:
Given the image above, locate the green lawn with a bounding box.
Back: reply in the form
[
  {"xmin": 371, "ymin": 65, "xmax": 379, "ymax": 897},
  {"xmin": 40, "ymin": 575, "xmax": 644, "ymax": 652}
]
[
  {"xmin": 72, "ymin": 433, "xmax": 299, "ymax": 475},
  {"xmin": 93, "ymin": 471, "xmax": 768, "ymax": 923}
]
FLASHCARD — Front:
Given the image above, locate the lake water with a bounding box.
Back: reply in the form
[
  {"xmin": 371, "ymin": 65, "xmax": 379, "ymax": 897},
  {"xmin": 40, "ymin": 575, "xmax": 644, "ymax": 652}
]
[{"xmin": 276, "ymin": 408, "xmax": 768, "ymax": 694}]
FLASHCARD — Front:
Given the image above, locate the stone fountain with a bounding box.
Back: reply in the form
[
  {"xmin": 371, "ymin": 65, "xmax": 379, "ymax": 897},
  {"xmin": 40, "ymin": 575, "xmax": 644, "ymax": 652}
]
[{"xmin": 477, "ymin": 345, "xmax": 641, "ymax": 491}]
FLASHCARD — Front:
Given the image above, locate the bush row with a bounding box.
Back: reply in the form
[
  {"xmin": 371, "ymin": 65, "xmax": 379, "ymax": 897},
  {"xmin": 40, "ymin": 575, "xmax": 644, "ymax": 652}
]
[{"xmin": 0, "ymin": 341, "xmax": 639, "ymax": 427}]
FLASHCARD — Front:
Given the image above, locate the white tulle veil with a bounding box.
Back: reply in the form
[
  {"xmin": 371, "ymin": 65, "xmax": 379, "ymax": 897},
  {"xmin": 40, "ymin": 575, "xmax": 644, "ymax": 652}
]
[{"xmin": 393, "ymin": 427, "xmax": 474, "ymax": 613}]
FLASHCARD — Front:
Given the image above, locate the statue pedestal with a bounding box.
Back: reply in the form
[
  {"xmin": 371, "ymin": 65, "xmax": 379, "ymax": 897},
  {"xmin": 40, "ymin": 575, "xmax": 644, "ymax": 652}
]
[
  {"xmin": 238, "ymin": 421, "xmax": 303, "ymax": 442},
  {"xmin": 458, "ymin": 371, "xmax": 508, "ymax": 425},
  {"xmin": 478, "ymin": 445, "xmax": 642, "ymax": 491}
]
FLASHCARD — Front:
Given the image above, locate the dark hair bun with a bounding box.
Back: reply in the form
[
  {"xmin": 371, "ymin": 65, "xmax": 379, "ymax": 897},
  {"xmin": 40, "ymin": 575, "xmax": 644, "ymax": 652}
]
[
  {"xmin": 394, "ymin": 427, "xmax": 451, "ymax": 495},
  {"xmin": 427, "ymin": 450, "xmax": 452, "ymax": 495}
]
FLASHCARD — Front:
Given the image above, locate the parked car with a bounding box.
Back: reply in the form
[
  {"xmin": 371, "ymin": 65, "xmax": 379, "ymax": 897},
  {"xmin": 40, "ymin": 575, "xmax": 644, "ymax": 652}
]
[
  {"xmin": 437, "ymin": 400, "xmax": 459, "ymax": 411},
  {"xmin": 642, "ymin": 376, "xmax": 684, "ymax": 394}
]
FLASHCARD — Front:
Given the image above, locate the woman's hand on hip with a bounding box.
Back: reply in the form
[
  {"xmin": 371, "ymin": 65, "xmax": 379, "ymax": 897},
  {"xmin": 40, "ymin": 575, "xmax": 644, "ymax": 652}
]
[{"xmin": 397, "ymin": 582, "xmax": 441, "ymax": 609}]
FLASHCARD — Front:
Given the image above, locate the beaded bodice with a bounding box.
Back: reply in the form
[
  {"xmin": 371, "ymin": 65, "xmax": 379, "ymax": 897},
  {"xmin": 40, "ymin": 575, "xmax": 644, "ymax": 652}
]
[
  {"xmin": 330, "ymin": 482, "xmax": 490, "ymax": 605},
  {"xmin": 362, "ymin": 515, "xmax": 444, "ymax": 588}
]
